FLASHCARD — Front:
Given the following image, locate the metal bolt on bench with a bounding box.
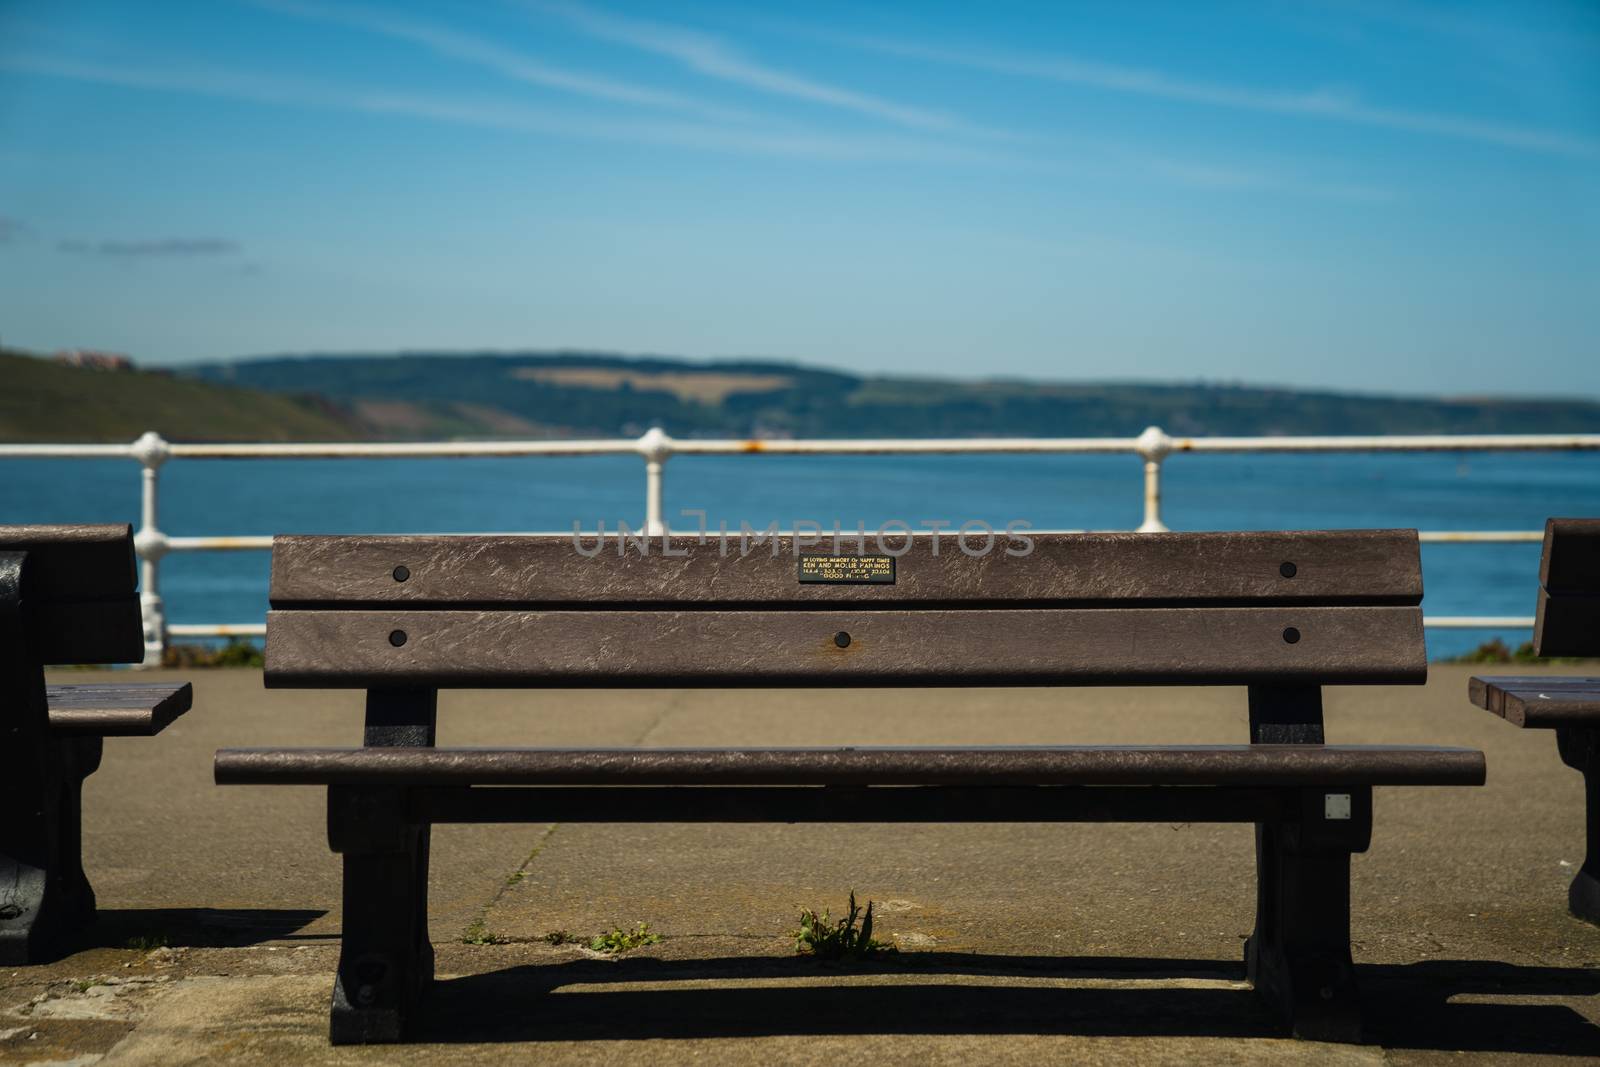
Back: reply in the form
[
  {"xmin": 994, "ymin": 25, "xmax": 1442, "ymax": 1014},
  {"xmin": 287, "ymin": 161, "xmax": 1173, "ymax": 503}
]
[{"xmin": 213, "ymin": 528, "xmax": 1486, "ymax": 1044}]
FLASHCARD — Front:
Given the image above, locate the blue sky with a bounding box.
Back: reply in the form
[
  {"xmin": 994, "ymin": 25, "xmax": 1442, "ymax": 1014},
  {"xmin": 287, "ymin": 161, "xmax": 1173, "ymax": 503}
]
[{"xmin": 0, "ymin": 0, "xmax": 1596, "ymax": 395}]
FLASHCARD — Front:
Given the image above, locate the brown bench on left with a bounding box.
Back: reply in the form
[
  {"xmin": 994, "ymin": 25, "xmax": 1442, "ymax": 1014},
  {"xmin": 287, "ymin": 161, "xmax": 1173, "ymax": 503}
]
[{"xmin": 0, "ymin": 524, "xmax": 192, "ymax": 964}]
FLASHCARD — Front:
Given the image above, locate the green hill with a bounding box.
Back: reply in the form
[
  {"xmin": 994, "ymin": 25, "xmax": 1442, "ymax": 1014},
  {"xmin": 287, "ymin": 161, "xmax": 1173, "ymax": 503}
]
[
  {"xmin": 184, "ymin": 350, "xmax": 1600, "ymax": 439},
  {"xmin": 10, "ymin": 343, "xmax": 1598, "ymax": 443},
  {"xmin": 0, "ymin": 349, "xmax": 365, "ymax": 442}
]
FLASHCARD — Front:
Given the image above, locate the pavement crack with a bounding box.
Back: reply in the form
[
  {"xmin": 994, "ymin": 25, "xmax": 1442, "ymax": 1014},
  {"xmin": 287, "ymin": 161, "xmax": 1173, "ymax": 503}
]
[
  {"xmin": 460, "ymin": 824, "xmax": 561, "ymax": 944},
  {"xmin": 631, "ymin": 690, "xmax": 691, "ymax": 746}
]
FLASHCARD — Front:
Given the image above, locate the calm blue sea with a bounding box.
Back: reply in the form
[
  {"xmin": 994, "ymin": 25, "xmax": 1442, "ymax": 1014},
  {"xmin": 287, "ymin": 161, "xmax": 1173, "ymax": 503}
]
[{"xmin": 3, "ymin": 451, "xmax": 1597, "ymax": 659}]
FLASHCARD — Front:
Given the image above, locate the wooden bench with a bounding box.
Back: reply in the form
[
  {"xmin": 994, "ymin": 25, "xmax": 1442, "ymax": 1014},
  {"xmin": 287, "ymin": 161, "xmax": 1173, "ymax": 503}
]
[
  {"xmin": 1470, "ymin": 517, "xmax": 1600, "ymax": 925},
  {"xmin": 214, "ymin": 528, "xmax": 1485, "ymax": 1044},
  {"xmin": 0, "ymin": 524, "xmax": 193, "ymax": 963}
]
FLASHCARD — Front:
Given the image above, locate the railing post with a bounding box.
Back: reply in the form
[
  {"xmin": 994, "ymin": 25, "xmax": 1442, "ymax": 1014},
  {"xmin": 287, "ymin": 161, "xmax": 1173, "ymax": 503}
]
[
  {"xmin": 1134, "ymin": 425, "xmax": 1173, "ymax": 533},
  {"xmin": 129, "ymin": 431, "xmax": 171, "ymax": 667},
  {"xmin": 636, "ymin": 427, "xmax": 674, "ymax": 536}
]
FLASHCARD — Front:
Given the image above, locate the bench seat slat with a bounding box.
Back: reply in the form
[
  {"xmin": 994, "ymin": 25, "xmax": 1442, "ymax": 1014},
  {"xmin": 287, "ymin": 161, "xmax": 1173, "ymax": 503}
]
[
  {"xmin": 265, "ymin": 605, "xmax": 1425, "ymax": 688},
  {"xmin": 215, "ymin": 744, "xmax": 1486, "ymax": 787},
  {"xmin": 46, "ymin": 682, "xmax": 193, "ymax": 735},
  {"xmin": 268, "ymin": 529, "xmax": 1423, "ymax": 607},
  {"xmin": 1468, "ymin": 675, "xmax": 1600, "ymax": 727}
]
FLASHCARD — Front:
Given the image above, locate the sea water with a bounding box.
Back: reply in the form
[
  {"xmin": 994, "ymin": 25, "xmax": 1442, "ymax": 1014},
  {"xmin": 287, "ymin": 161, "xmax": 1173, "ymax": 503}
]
[{"xmin": 3, "ymin": 450, "xmax": 1597, "ymax": 659}]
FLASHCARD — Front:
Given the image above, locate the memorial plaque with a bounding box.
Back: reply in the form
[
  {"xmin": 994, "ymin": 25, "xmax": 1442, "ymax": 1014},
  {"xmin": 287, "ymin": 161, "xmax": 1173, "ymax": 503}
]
[{"xmin": 797, "ymin": 554, "xmax": 895, "ymax": 584}]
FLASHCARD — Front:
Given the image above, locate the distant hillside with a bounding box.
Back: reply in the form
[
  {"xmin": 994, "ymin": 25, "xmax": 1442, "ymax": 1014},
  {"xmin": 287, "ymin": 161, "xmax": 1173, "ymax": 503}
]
[
  {"xmin": 184, "ymin": 350, "xmax": 1600, "ymax": 439},
  {"xmin": 0, "ymin": 349, "xmax": 366, "ymax": 442}
]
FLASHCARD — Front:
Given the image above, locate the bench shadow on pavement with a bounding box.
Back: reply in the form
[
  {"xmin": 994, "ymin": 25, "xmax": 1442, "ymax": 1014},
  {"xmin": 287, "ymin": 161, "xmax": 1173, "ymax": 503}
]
[
  {"xmin": 416, "ymin": 954, "xmax": 1600, "ymax": 1055},
  {"xmin": 80, "ymin": 908, "xmax": 330, "ymax": 950}
]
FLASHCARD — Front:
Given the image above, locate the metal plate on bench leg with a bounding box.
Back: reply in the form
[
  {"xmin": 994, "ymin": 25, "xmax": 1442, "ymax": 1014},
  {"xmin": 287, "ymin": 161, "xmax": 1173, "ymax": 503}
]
[
  {"xmin": 1556, "ymin": 727, "xmax": 1600, "ymax": 926},
  {"xmin": 1246, "ymin": 787, "xmax": 1371, "ymax": 1043},
  {"xmin": 328, "ymin": 785, "xmax": 433, "ymax": 1044}
]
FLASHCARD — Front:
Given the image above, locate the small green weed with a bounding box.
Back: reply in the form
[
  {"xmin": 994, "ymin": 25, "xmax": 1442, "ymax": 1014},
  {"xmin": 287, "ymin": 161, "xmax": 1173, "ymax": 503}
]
[
  {"xmin": 161, "ymin": 639, "xmax": 264, "ymax": 668},
  {"xmin": 589, "ymin": 922, "xmax": 662, "ymax": 954},
  {"xmin": 793, "ymin": 891, "xmax": 895, "ymax": 960},
  {"xmin": 1440, "ymin": 638, "xmax": 1591, "ymax": 665},
  {"xmin": 123, "ymin": 934, "xmax": 169, "ymax": 951},
  {"xmin": 462, "ymin": 919, "xmax": 510, "ymax": 946},
  {"xmin": 542, "ymin": 930, "xmax": 580, "ymax": 946}
]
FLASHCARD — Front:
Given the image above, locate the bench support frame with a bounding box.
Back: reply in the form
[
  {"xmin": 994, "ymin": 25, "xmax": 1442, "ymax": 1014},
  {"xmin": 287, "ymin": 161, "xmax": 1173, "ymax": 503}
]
[
  {"xmin": 0, "ymin": 552, "xmax": 104, "ymax": 965},
  {"xmin": 1242, "ymin": 683, "xmax": 1367, "ymax": 1042},
  {"xmin": 1556, "ymin": 726, "xmax": 1600, "ymax": 925},
  {"xmin": 313, "ymin": 676, "xmax": 1378, "ymax": 1045},
  {"xmin": 327, "ymin": 688, "xmax": 437, "ymax": 1044},
  {"xmin": 1245, "ymin": 787, "xmax": 1371, "ymax": 1043}
]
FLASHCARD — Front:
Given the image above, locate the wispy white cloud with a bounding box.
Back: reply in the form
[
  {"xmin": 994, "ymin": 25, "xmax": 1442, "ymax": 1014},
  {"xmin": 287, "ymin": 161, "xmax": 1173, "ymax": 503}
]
[
  {"xmin": 1143, "ymin": 157, "xmax": 1393, "ymax": 203},
  {"xmin": 250, "ymin": 0, "xmax": 753, "ymax": 124},
  {"xmin": 0, "ymin": 52, "xmax": 1394, "ymax": 200},
  {"xmin": 1325, "ymin": 0, "xmax": 1600, "ymax": 56},
  {"xmin": 526, "ymin": 0, "xmax": 986, "ymax": 137},
  {"xmin": 796, "ymin": 30, "xmax": 1600, "ymax": 158},
  {"xmin": 58, "ymin": 237, "xmax": 240, "ymax": 256},
  {"xmin": 0, "ymin": 52, "xmax": 997, "ymax": 165}
]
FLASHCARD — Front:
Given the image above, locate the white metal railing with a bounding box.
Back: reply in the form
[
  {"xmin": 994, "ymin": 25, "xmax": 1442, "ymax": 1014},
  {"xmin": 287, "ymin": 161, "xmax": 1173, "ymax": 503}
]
[{"xmin": 4, "ymin": 426, "xmax": 1597, "ymax": 665}]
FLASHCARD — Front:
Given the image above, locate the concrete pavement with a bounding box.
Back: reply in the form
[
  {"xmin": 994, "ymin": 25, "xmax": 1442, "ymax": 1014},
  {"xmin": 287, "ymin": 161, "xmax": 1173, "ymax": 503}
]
[{"xmin": 2, "ymin": 664, "xmax": 1597, "ymax": 1064}]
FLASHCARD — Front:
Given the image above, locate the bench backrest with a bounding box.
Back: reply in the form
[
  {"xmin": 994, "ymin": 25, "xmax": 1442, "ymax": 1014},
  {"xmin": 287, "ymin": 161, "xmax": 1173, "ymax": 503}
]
[
  {"xmin": 1535, "ymin": 518, "xmax": 1600, "ymax": 658},
  {"xmin": 0, "ymin": 524, "xmax": 144, "ymax": 665},
  {"xmin": 264, "ymin": 529, "xmax": 1425, "ymax": 689}
]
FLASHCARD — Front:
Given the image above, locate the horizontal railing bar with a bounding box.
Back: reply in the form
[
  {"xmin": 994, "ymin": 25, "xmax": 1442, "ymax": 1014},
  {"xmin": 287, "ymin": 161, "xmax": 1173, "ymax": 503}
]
[
  {"xmin": 672, "ymin": 437, "xmax": 1137, "ymax": 455},
  {"xmin": 167, "ymin": 536, "xmax": 275, "ymax": 551},
  {"xmin": 164, "ymin": 619, "xmax": 1525, "ymax": 639},
  {"xmin": 163, "ymin": 440, "xmax": 641, "ymax": 459},
  {"xmin": 161, "ymin": 530, "xmax": 1545, "ymax": 552},
  {"xmin": 1417, "ymin": 531, "xmax": 1544, "ymax": 543},
  {"xmin": 7, "ymin": 434, "xmax": 1597, "ymax": 460},
  {"xmin": 1421, "ymin": 616, "xmax": 1536, "ymax": 628},
  {"xmin": 1170, "ymin": 434, "xmax": 1600, "ymax": 453},
  {"xmin": 0, "ymin": 443, "xmax": 134, "ymax": 458},
  {"xmin": 167, "ymin": 623, "xmax": 267, "ymax": 637}
]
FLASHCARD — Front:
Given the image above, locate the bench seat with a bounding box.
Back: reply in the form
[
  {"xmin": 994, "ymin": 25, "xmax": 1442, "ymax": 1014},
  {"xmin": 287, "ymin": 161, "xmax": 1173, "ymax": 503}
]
[
  {"xmin": 47, "ymin": 683, "xmax": 193, "ymax": 736},
  {"xmin": 216, "ymin": 744, "xmax": 1485, "ymax": 788},
  {"xmin": 1469, "ymin": 676, "xmax": 1600, "ymax": 727}
]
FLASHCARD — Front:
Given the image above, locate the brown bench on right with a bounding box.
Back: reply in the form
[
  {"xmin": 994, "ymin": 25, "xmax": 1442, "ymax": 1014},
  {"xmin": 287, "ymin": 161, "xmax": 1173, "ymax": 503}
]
[{"xmin": 1469, "ymin": 517, "xmax": 1600, "ymax": 925}]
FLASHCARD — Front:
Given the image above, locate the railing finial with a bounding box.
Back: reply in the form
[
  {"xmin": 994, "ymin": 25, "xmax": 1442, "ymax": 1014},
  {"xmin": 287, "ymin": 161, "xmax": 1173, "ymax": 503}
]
[
  {"xmin": 636, "ymin": 427, "xmax": 675, "ymax": 536},
  {"xmin": 1134, "ymin": 425, "xmax": 1172, "ymax": 533},
  {"xmin": 130, "ymin": 430, "xmax": 170, "ymax": 469}
]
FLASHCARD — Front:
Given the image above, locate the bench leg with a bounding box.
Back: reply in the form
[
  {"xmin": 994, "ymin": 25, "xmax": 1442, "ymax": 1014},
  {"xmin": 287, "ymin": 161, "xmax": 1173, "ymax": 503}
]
[
  {"xmin": 0, "ymin": 737, "xmax": 101, "ymax": 965},
  {"xmin": 1246, "ymin": 789, "xmax": 1371, "ymax": 1043},
  {"xmin": 328, "ymin": 787, "xmax": 434, "ymax": 1044},
  {"xmin": 1557, "ymin": 727, "xmax": 1600, "ymax": 926}
]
